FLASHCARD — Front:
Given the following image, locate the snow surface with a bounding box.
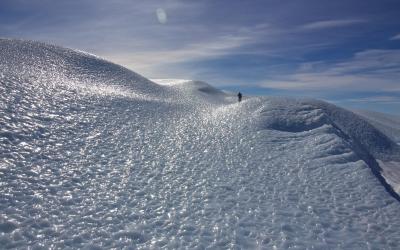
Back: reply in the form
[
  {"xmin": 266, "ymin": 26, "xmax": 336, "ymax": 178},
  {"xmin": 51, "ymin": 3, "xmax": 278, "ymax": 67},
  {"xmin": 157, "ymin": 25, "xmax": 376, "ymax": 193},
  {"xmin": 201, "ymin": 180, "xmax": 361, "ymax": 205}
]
[
  {"xmin": 1, "ymin": 39, "xmax": 400, "ymax": 249},
  {"xmin": 150, "ymin": 79, "xmax": 192, "ymax": 86}
]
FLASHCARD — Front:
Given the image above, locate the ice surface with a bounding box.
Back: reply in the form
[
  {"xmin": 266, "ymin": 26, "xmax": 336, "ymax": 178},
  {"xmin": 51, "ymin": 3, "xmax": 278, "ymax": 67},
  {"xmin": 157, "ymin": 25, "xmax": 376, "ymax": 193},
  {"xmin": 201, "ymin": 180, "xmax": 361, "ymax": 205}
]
[
  {"xmin": 150, "ymin": 78, "xmax": 192, "ymax": 86},
  {"xmin": 1, "ymin": 39, "xmax": 400, "ymax": 249}
]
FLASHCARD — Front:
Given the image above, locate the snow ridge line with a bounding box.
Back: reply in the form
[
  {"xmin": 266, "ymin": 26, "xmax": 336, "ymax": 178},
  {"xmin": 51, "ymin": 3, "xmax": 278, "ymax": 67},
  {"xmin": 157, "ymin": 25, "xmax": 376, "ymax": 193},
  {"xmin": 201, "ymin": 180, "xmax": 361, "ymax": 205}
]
[
  {"xmin": 329, "ymin": 121, "xmax": 400, "ymax": 202},
  {"xmin": 256, "ymin": 97, "xmax": 400, "ymax": 202}
]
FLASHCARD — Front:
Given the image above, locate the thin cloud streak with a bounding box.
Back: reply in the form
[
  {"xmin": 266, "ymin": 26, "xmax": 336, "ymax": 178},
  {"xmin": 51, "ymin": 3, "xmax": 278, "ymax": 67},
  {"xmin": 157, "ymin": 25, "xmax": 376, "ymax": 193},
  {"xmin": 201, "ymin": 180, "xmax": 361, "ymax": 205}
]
[
  {"xmin": 103, "ymin": 34, "xmax": 252, "ymax": 77},
  {"xmin": 99, "ymin": 22, "xmax": 278, "ymax": 77},
  {"xmin": 390, "ymin": 33, "xmax": 400, "ymax": 40},
  {"xmin": 262, "ymin": 49, "xmax": 400, "ymax": 92},
  {"xmin": 341, "ymin": 96, "xmax": 400, "ymax": 104},
  {"xmin": 300, "ymin": 19, "xmax": 367, "ymax": 30}
]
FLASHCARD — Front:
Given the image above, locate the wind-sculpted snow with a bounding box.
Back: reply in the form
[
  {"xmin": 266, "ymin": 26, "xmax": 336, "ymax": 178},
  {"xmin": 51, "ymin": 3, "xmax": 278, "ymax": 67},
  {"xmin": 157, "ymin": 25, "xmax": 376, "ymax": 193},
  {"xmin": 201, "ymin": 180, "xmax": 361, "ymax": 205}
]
[
  {"xmin": 259, "ymin": 98, "xmax": 400, "ymax": 198},
  {"xmin": 1, "ymin": 39, "xmax": 400, "ymax": 249},
  {"xmin": 259, "ymin": 98, "xmax": 399, "ymax": 156}
]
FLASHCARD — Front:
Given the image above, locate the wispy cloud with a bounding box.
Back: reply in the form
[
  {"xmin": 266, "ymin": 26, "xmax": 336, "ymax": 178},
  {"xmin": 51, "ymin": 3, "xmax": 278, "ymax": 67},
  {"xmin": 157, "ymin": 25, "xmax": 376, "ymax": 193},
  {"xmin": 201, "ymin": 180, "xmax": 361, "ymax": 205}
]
[
  {"xmin": 340, "ymin": 96, "xmax": 400, "ymax": 104},
  {"xmin": 300, "ymin": 19, "xmax": 367, "ymax": 30},
  {"xmin": 390, "ymin": 33, "xmax": 400, "ymax": 40},
  {"xmin": 262, "ymin": 49, "xmax": 400, "ymax": 92},
  {"xmin": 103, "ymin": 34, "xmax": 254, "ymax": 77}
]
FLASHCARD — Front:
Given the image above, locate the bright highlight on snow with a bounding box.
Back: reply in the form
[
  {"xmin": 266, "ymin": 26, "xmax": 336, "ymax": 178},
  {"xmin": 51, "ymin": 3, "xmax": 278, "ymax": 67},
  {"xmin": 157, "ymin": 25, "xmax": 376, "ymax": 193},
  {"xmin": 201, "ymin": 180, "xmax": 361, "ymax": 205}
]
[{"xmin": 1, "ymin": 39, "xmax": 400, "ymax": 249}]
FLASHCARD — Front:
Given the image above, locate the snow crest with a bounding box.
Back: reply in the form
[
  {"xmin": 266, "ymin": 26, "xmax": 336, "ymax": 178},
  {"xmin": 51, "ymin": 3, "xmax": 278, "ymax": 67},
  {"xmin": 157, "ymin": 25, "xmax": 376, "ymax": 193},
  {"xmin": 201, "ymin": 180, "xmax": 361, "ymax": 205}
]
[
  {"xmin": 257, "ymin": 97, "xmax": 400, "ymax": 200},
  {"xmin": 1, "ymin": 39, "xmax": 400, "ymax": 249}
]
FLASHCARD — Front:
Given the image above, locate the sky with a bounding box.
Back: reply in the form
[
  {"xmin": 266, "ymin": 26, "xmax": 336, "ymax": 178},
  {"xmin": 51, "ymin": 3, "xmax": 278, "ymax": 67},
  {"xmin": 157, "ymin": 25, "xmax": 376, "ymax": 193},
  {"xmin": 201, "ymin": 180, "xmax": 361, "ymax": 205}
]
[{"xmin": 1, "ymin": 0, "xmax": 400, "ymax": 114}]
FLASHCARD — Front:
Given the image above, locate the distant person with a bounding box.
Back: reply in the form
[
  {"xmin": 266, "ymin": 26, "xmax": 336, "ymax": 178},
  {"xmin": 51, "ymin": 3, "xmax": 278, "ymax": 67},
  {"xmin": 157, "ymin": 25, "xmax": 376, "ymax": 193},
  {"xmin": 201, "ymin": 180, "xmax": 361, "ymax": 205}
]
[{"xmin": 238, "ymin": 92, "xmax": 242, "ymax": 102}]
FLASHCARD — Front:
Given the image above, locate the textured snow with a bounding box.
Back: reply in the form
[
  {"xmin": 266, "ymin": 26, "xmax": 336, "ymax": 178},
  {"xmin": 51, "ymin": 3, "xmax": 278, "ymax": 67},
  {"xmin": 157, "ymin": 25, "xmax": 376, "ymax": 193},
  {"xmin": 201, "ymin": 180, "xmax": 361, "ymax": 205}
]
[
  {"xmin": 352, "ymin": 110, "xmax": 400, "ymax": 195},
  {"xmin": 1, "ymin": 39, "xmax": 400, "ymax": 249},
  {"xmin": 150, "ymin": 79, "xmax": 192, "ymax": 86}
]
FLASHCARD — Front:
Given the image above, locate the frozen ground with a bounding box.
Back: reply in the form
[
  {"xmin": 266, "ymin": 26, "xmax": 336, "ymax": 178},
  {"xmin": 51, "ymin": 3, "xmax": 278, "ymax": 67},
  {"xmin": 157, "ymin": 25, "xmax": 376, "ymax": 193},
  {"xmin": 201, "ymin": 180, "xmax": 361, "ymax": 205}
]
[{"xmin": 1, "ymin": 39, "xmax": 400, "ymax": 249}]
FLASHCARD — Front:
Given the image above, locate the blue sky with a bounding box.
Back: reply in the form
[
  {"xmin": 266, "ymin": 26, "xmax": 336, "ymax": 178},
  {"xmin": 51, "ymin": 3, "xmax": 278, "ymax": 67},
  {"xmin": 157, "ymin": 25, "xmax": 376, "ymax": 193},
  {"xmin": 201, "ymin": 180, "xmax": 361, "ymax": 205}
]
[{"xmin": 1, "ymin": 0, "xmax": 400, "ymax": 114}]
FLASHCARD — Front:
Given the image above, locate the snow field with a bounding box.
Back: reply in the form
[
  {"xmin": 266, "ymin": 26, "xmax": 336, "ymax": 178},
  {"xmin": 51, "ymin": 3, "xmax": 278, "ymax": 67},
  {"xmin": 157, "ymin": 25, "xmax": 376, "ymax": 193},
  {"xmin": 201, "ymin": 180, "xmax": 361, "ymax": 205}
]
[{"xmin": 1, "ymin": 39, "xmax": 400, "ymax": 249}]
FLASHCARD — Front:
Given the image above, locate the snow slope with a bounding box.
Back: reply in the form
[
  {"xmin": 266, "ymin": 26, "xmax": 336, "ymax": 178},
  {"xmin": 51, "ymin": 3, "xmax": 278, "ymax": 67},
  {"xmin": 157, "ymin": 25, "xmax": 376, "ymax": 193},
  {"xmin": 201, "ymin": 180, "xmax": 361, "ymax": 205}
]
[{"xmin": 1, "ymin": 39, "xmax": 400, "ymax": 249}]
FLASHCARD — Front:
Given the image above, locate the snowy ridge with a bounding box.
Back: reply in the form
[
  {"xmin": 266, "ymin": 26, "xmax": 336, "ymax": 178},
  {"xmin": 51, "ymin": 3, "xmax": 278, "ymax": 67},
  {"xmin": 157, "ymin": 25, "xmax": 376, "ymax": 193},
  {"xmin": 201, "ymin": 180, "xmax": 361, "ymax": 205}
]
[
  {"xmin": 1, "ymin": 39, "xmax": 400, "ymax": 249},
  {"xmin": 151, "ymin": 78, "xmax": 231, "ymax": 104},
  {"xmin": 0, "ymin": 38, "xmax": 166, "ymax": 100},
  {"xmin": 150, "ymin": 78, "xmax": 192, "ymax": 86},
  {"xmin": 257, "ymin": 97, "xmax": 400, "ymax": 200}
]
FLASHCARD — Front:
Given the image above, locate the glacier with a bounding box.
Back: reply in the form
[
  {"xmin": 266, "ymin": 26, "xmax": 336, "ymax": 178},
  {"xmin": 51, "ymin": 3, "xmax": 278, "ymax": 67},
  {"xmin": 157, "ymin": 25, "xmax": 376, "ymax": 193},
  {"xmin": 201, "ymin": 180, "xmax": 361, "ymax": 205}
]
[{"xmin": 1, "ymin": 38, "xmax": 400, "ymax": 249}]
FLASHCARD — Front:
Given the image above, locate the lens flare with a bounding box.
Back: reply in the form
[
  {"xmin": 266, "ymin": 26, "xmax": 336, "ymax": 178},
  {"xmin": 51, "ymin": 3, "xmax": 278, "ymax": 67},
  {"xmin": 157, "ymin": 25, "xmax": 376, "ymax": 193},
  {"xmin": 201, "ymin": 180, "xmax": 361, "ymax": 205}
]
[{"xmin": 156, "ymin": 8, "xmax": 167, "ymax": 24}]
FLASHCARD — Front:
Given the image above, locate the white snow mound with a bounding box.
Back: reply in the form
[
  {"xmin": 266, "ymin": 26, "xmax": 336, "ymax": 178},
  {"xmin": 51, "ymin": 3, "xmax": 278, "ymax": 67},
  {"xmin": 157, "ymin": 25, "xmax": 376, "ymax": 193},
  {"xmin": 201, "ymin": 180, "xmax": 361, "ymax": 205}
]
[{"xmin": 1, "ymin": 39, "xmax": 400, "ymax": 249}]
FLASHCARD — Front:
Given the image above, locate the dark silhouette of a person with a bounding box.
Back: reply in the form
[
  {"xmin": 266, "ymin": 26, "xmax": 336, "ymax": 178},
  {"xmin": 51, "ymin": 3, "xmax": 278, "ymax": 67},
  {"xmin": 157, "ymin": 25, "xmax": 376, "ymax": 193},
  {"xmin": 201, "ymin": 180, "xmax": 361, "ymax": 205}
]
[{"xmin": 238, "ymin": 92, "xmax": 242, "ymax": 102}]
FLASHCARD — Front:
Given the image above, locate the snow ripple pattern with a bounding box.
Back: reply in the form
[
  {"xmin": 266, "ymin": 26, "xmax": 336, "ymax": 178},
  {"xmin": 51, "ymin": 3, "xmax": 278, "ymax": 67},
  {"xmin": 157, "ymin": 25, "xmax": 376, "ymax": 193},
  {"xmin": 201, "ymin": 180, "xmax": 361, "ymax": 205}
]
[{"xmin": 1, "ymin": 39, "xmax": 400, "ymax": 249}]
